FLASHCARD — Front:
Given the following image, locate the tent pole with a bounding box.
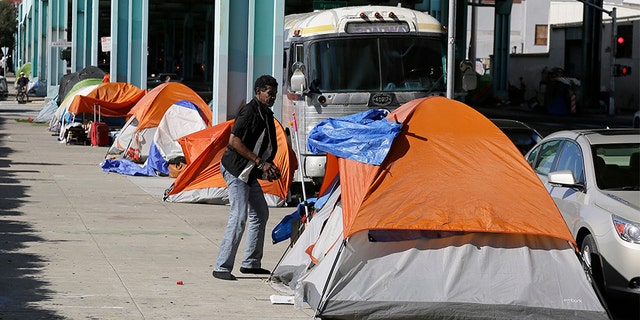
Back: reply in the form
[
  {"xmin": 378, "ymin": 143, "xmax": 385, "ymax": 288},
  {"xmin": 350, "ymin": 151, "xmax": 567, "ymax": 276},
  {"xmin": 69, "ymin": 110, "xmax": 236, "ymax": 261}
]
[
  {"xmin": 315, "ymin": 239, "xmax": 347, "ymax": 317},
  {"xmin": 290, "ymin": 113, "xmax": 310, "ymax": 219},
  {"xmin": 267, "ymin": 245, "xmax": 290, "ymax": 282}
]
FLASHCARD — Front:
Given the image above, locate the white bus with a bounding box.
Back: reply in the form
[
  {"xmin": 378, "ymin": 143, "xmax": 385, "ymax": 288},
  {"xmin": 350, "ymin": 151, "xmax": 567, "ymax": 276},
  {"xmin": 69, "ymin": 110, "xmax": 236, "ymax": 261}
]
[{"xmin": 282, "ymin": 5, "xmax": 446, "ymax": 193}]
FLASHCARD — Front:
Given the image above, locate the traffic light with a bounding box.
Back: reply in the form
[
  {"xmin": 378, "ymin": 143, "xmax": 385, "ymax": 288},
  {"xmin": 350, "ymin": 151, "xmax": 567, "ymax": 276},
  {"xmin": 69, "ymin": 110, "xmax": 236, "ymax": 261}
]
[
  {"xmin": 613, "ymin": 64, "xmax": 632, "ymax": 77},
  {"xmin": 615, "ymin": 25, "xmax": 632, "ymax": 58}
]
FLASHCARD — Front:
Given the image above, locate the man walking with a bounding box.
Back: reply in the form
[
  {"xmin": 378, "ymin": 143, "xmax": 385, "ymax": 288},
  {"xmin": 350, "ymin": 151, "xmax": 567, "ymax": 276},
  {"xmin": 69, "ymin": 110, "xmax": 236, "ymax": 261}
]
[{"xmin": 213, "ymin": 75, "xmax": 281, "ymax": 281}]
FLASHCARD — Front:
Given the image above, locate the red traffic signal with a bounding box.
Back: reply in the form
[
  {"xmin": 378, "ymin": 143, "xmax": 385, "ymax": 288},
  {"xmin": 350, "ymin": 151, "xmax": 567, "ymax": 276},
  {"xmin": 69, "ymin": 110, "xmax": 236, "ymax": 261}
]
[
  {"xmin": 615, "ymin": 25, "xmax": 633, "ymax": 58},
  {"xmin": 613, "ymin": 64, "xmax": 632, "ymax": 77}
]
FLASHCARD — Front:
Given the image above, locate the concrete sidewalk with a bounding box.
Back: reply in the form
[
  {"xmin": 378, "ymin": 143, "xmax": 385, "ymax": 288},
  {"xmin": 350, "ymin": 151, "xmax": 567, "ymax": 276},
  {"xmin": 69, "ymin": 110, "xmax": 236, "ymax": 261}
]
[{"xmin": 0, "ymin": 99, "xmax": 313, "ymax": 319}]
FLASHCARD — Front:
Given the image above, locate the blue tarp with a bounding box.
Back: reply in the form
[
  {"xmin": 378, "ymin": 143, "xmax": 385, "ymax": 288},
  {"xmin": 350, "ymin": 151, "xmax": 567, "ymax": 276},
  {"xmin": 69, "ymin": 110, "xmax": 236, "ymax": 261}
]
[
  {"xmin": 271, "ymin": 198, "xmax": 316, "ymax": 244},
  {"xmin": 306, "ymin": 109, "xmax": 401, "ymax": 165},
  {"xmin": 101, "ymin": 158, "xmax": 157, "ymax": 176},
  {"xmin": 146, "ymin": 142, "xmax": 169, "ymax": 175}
]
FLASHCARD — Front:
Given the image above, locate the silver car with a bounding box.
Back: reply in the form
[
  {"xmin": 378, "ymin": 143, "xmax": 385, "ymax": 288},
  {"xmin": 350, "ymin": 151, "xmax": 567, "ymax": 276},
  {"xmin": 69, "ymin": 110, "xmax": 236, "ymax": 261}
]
[{"xmin": 525, "ymin": 129, "xmax": 639, "ymax": 309}]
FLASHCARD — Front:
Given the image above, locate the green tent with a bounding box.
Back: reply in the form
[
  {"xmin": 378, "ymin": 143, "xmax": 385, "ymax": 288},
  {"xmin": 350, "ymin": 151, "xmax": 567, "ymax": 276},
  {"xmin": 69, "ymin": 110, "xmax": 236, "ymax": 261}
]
[{"xmin": 15, "ymin": 62, "xmax": 32, "ymax": 84}]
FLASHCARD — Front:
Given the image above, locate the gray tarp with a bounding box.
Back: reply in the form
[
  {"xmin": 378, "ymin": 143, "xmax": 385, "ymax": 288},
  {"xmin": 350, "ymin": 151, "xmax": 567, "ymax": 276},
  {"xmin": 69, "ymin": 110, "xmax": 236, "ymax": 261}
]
[{"xmin": 33, "ymin": 98, "xmax": 58, "ymax": 123}]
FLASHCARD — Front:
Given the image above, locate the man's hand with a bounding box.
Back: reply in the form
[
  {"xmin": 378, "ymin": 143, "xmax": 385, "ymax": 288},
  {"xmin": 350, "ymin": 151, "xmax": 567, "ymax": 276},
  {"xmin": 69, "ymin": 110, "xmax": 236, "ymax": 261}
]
[{"xmin": 261, "ymin": 162, "xmax": 281, "ymax": 182}]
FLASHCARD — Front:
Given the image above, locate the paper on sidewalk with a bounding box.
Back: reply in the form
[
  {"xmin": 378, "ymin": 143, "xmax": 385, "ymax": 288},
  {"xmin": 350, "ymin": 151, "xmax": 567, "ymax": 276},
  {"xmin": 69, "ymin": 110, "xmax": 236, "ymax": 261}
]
[{"xmin": 269, "ymin": 294, "xmax": 294, "ymax": 305}]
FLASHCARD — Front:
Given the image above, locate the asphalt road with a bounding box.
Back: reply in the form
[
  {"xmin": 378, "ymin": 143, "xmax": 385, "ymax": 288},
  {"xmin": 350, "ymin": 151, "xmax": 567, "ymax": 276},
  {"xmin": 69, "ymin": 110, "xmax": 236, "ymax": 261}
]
[{"xmin": 474, "ymin": 103, "xmax": 635, "ymax": 137}]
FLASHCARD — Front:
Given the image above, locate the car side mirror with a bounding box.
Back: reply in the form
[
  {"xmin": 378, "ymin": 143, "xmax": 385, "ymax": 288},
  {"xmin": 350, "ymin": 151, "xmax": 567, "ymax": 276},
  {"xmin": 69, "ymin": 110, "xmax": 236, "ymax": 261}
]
[{"xmin": 548, "ymin": 170, "xmax": 585, "ymax": 191}]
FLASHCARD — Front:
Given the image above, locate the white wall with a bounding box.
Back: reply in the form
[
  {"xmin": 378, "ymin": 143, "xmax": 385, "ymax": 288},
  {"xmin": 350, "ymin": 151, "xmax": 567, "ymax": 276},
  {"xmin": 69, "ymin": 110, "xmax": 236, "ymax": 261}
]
[
  {"xmin": 519, "ymin": 0, "xmax": 552, "ymax": 54},
  {"xmin": 467, "ymin": 0, "xmax": 550, "ymax": 61},
  {"xmin": 550, "ymin": 0, "xmax": 640, "ymax": 24},
  {"xmin": 468, "ymin": 0, "xmax": 639, "ymax": 61},
  {"xmin": 549, "ymin": 0, "xmax": 583, "ymax": 24}
]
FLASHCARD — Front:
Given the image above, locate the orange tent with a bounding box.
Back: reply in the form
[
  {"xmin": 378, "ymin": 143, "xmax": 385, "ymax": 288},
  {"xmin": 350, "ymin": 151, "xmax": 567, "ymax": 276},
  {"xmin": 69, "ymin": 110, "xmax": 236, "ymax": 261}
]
[
  {"xmin": 271, "ymin": 98, "xmax": 606, "ymax": 320},
  {"xmin": 164, "ymin": 119, "xmax": 297, "ymax": 205},
  {"xmin": 331, "ymin": 96, "xmax": 575, "ymax": 244},
  {"xmin": 106, "ymin": 82, "xmax": 212, "ymax": 161},
  {"xmin": 67, "ymin": 82, "xmax": 146, "ymax": 118},
  {"xmin": 128, "ymin": 82, "xmax": 212, "ymax": 131}
]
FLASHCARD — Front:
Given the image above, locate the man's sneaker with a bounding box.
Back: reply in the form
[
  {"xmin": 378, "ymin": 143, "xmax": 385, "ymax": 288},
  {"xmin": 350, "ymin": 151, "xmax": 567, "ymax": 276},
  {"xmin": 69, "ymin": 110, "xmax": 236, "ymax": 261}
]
[
  {"xmin": 212, "ymin": 270, "xmax": 237, "ymax": 281},
  {"xmin": 239, "ymin": 267, "xmax": 271, "ymax": 274}
]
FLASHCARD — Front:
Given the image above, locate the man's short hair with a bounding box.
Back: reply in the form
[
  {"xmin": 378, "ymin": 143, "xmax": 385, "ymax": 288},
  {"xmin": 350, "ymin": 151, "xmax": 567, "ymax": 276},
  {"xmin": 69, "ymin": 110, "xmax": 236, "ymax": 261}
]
[{"xmin": 254, "ymin": 75, "xmax": 278, "ymax": 92}]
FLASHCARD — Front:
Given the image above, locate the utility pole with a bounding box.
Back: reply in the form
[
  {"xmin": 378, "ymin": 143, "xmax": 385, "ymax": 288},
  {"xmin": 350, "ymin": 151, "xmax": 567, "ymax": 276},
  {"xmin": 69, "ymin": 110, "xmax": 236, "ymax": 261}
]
[
  {"xmin": 608, "ymin": 8, "xmax": 616, "ymax": 116},
  {"xmin": 446, "ymin": 0, "xmax": 456, "ymax": 99},
  {"xmin": 468, "ymin": 0, "xmax": 477, "ymax": 64},
  {"xmin": 578, "ymin": 0, "xmax": 617, "ymax": 115}
]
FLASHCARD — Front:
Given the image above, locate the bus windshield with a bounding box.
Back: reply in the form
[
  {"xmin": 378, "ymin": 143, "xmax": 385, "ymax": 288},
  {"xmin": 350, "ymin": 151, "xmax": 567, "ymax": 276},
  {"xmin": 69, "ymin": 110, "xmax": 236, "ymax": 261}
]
[{"xmin": 308, "ymin": 36, "xmax": 444, "ymax": 92}]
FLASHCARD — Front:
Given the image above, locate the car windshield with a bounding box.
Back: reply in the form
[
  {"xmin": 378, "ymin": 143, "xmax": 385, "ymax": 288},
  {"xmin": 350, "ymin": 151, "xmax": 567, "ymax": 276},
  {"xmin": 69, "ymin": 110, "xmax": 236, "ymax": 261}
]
[
  {"xmin": 592, "ymin": 143, "xmax": 640, "ymax": 190},
  {"xmin": 308, "ymin": 36, "xmax": 444, "ymax": 92}
]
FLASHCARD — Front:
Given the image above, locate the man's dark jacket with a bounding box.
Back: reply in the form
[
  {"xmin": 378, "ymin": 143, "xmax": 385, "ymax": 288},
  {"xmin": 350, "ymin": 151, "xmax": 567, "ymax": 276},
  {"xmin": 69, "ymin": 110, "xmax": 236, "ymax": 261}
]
[{"xmin": 221, "ymin": 97, "xmax": 278, "ymax": 181}]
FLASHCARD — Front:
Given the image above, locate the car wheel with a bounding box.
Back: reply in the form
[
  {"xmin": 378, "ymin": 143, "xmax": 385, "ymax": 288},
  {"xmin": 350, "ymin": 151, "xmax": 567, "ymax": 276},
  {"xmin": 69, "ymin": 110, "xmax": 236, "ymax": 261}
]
[{"xmin": 581, "ymin": 234, "xmax": 605, "ymax": 294}]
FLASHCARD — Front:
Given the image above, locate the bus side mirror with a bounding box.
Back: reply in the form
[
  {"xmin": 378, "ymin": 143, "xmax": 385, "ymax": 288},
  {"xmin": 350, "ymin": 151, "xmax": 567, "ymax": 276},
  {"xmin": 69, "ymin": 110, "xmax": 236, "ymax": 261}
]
[
  {"xmin": 462, "ymin": 70, "xmax": 477, "ymax": 91},
  {"xmin": 290, "ymin": 67, "xmax": 306, "ymax": 94},
  {"xmin": 460, "ymin": 60, "xmax": 477, "ymax": 91}
]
